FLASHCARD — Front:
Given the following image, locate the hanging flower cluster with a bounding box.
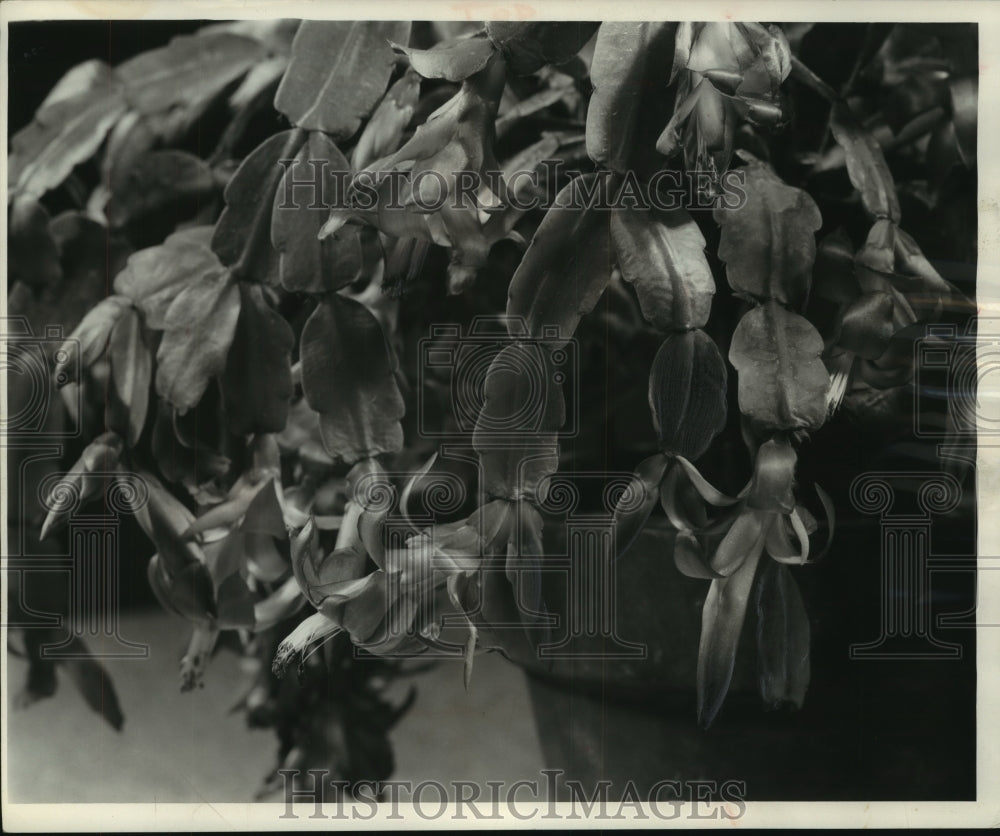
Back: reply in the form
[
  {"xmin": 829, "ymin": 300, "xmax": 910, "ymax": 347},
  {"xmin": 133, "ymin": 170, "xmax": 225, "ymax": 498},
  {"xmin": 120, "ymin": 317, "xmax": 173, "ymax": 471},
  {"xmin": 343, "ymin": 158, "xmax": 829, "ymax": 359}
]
[
  {"xmin": 658, "ymin": 23, "xmax": 791, "ymax": 187},
  {"xmin": 816, "ymin": 219, "xmax": 962, "ymax": 412},
  {"xmin": 321, "ymin": 50, "xmax": 511, "ymax": 294}
]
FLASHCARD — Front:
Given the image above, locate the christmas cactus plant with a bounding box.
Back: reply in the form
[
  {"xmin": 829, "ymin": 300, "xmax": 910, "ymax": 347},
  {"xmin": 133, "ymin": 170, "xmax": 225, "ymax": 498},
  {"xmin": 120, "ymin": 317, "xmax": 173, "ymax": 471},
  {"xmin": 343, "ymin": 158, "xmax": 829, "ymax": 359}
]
[{"xmin": 7, "ymin": 18, "xmax": 975, "ymax": 796}]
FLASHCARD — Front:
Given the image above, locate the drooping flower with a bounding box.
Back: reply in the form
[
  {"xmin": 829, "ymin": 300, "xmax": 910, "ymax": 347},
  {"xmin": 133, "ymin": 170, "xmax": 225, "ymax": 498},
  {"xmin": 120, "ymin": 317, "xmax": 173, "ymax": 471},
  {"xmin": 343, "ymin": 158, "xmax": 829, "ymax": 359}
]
[
  {"xmin": 658, "ymin": 22, "xmax": 791, "ymax": 187},
  {"xmin": 279, "ymin": 455, "xmax": 518, "ymax": 683},
  {"xmin": 660, "ymin": 435, "xmax": 834, "ymax": 579},
  {"xmin": 813, "ymin": 221, "xmax": 966, "ymax": 414},
  {"xmin": 617, "ymin": 432, "xmax": 831, "ymax": 729}
]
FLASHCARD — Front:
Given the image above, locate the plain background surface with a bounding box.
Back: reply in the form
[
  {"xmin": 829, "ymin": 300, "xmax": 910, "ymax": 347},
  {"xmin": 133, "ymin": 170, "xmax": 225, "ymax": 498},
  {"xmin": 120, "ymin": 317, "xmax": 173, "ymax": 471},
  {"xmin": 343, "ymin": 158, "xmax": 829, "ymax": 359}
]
[{"xmin": 6, "ymin": 609, "xmax": 545, "ymax": 802}]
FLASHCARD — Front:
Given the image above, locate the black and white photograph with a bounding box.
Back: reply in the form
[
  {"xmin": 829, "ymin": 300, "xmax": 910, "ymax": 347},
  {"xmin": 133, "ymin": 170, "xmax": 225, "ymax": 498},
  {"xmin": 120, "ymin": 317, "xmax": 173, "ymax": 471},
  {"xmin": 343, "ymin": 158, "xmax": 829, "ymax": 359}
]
[{"xmin": 1, "ymin": 1, "xmax": 995, "ymax": 829}]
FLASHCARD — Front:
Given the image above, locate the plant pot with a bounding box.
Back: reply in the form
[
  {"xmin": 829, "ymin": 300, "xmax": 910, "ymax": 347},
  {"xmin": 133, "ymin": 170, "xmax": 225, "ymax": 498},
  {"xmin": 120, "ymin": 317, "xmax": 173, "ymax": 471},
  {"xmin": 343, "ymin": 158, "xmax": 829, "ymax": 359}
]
[
  {"xmin": 493, "ymin": 516, "xmax": 975, "ymax": 801},
  {"xmin": 501, "ymin": 519, "xmax": 809, "ymax": 800}
]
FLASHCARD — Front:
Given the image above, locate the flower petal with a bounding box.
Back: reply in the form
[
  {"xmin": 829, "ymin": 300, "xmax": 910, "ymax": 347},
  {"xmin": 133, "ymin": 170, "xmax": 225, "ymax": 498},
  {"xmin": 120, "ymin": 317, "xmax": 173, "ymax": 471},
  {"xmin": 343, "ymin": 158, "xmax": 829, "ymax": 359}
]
[
  {"xmin": 446, "ymin": 572, "xmax": 479, "ymax": 689},
  {"xmin": 612, "ymin": 453, "xmax": 670, "ymax": 559},
  {"xmin": 764, "ymin": 513, "xmax": 799, "ymax": 561},
  {"xmin": 399, "ymin": 452, "xmax": 439, "ymax": 533},
  {"xmin": 768, "ymin": 508, "xmax": 812, "ymax": 566},
  {"xmin": 697, "ymin": 538, "xmax": 763, "ymax": 728},
  {"xmin": 272, "ymin": 611, "xmax": 341, "ymax": 676},
  {"xmin": 814, "ymin": 483, "xmax": 836, "ymax": 559},
  {"xmin": 674, "ymin": 530, "xmax": 723, "ymax": 579},
  {"xmin": 253, "ymin": 575, "xmax": 306, "ymax": 633},
  {"xmin": 710, "ymin": 509, "xmax": 770, "ymax": 576},
  {"xmin": 754, "ymin": 560, "xmax": 810, "ymax": 710},
  {"xmin": 506, "ymin": 501, "xmax": 545, "ymax": 619},
  {"xmin": 659, "ymin": 462, "xmax": 694, "ymax": 531},
  {"xmin": 674, "ymin": 455, "xmax": 741, "ymax": 507}
]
